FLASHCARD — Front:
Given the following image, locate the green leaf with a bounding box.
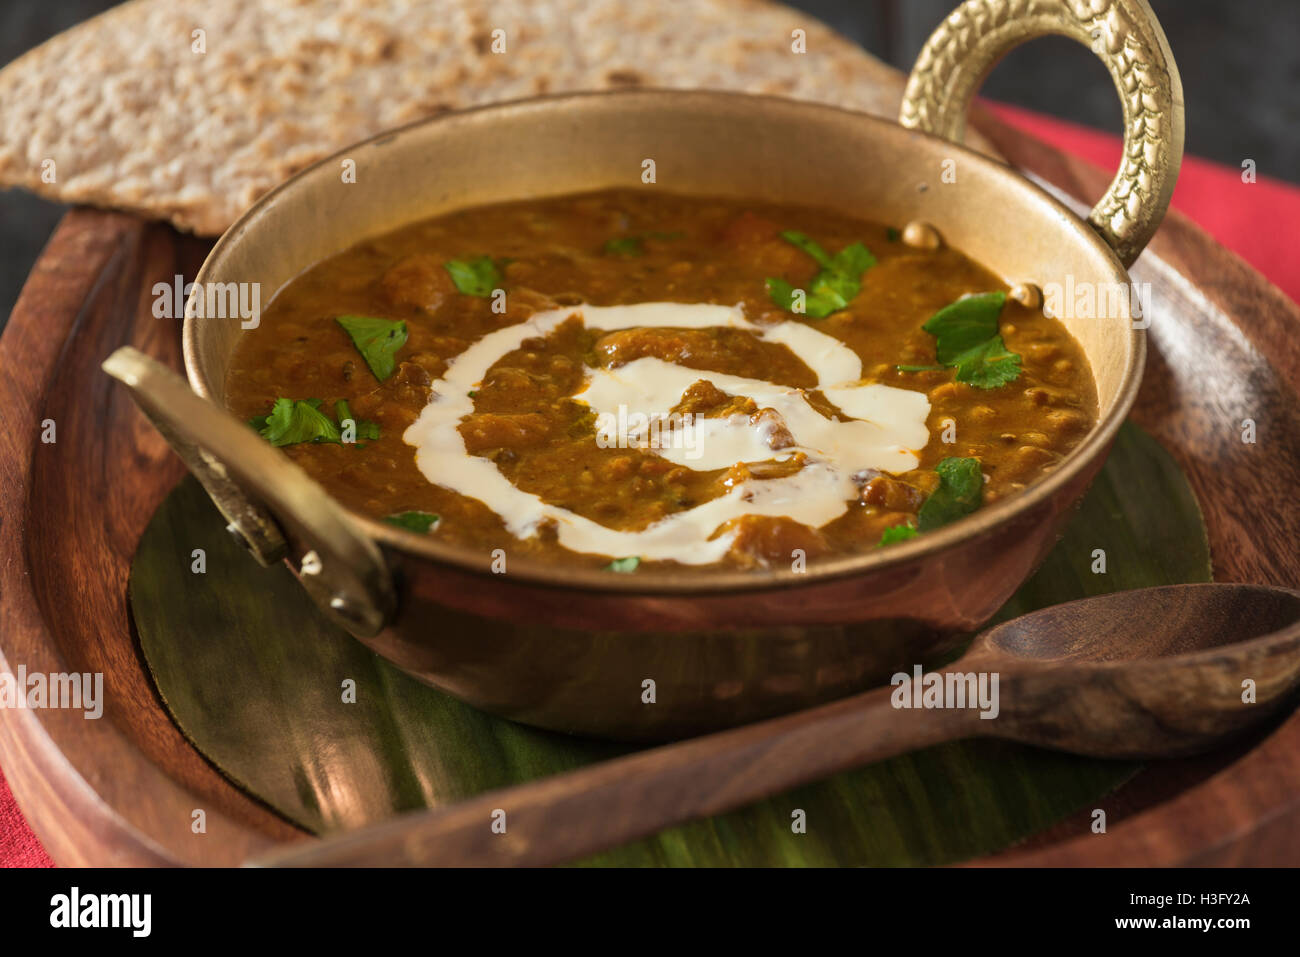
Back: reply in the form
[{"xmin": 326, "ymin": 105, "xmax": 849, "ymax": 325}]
[
  {"xmin": 606, "ymin": 556, "xmax": 641, "ymax": 573},
  {"xmin": 251, "ymin": 397, "xmax": 380, "ymax": 447},
  {"xmin": 952, "ymin": 336, "xmax": 1022, "ymax": 389},
  {"xmin": 886, "ymin": 226, "xmax": 901, "ymax": 242},
  {"xmin": 444, "ymin": 256, "xmax": 503, "ymax": 297},
  {"xmin": 255, "ymin": 398, "xmax": 341, "ymax": 447},
  {"xmin": 334, "ymin": 400, "xmax": 381, "ymax": 442},
  {"xmin": 777, "ymin": 230, "xmax": 834, "ymax": 268},
  {"xmin": 924, "ymin": 292, "xmax": 1007, "ymax": 363},
  {"xmin": 765, "ymin": 277, "xmax": 799, "ymax": 312},
  {"xmin": 878, "ymin": 523, "xmax": 919, "ymax": 546},
  {"xmin": 603, "ymin": 236, "xmax": 644, "ymax": 257},
  {"xmin": 335, "ymin": 315, "xmax": 408, "ymax": 382},
  {"xmin": 828, "ymin": 241, "xmax": 876, "ymax": 280},
  {"xmin": 901, "ymin": 292, "xmax": 1022, "ymax": 390},
  {"xmin": 602, "ymin": 231, "xmax": 683, "ymax": 258},
  {"xmin": 132, "ymin": 423, "xmax": 1207, "ymax": 865},
  {"xmin": 383, "ymin": 511, "xmax": 440, "ymax": 534},
  {"xmin": 917, "ymin": 457, "xmax": 984, "ymax": 531},
  {"xmin": 766, "ymin": 231, "xmax": 876, "ymax": 319}
]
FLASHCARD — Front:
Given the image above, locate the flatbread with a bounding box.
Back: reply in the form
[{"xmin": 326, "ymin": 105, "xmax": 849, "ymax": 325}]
[{"xmin": 0, "ymin": 0, "xmax": 907, "ymax": 235}]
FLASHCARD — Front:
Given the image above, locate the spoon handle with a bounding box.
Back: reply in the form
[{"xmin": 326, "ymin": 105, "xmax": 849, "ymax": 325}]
[{"xmin": 252, "ymin": 679, "xmax": 984, "ymax": 867}]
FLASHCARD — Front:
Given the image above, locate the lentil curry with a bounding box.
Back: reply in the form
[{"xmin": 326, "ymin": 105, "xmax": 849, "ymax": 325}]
[{"xmin": 225, "ymin": 189, "xmax": 1097, "ymax": 571}]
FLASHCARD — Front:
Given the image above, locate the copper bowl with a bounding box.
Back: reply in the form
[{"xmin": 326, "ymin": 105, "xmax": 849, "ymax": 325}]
[{"xmin": 106, "ymin": 0, "xmax": 1183, "ymax": 739}]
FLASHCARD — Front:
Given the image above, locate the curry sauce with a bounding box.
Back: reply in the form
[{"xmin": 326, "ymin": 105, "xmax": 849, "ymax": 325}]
[{"xmin": 225, "ymin": 189, "xmax": 1098, "ymax": 570}]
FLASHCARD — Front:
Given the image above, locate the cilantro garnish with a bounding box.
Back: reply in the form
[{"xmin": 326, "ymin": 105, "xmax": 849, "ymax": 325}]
[
  {"xmin": 602, "ymin": 231, "xmax": 684, "ymax": 257},
  {"xmin": 384, "ymin": 511, "xmax": 440, "ymax": 534},
  {"xmin": 766, "ymin": 230, "xmax": 876, "ymax": 319},
  {"xmin": 249, "ymin": 398, "xmax": 339, "ymax": 446},
  {"xmin": 334, "ymin": 399, "xmax": 381, "ymax": 442},
  {"xmin": 878, "ymin": 523, "xmax": 919, "ymax": 546},
  {"xmin": 606, "ymin": 556, "xmax": 641, "ymax": 573},
  {"xmin": 335, "ymin": 315, "xmax": 408, "ymax": 382},
  {"xmin": 886, "ymin": 226, "xmax": 902, "ymax": 242},
  {"xmin": 917, "ymin": 457, "xmax": 984, "ymax": 531},
  {"xmin": 249, "ymin": 398, "xmax": 379, "ymax": 448},
  {"xmin": 897, "ymin": 291, "xmax": 1022, "ymax": 389},
  {"xmin": 444, "ymin": 256, "xmax": 504, "ymax": 297},
  {"xmin": 604, "ymin": 237, "xmax": 644, "ymax": 257}
]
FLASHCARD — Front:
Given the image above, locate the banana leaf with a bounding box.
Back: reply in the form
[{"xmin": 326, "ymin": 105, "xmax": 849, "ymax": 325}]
[{"xmin": 130, "ymin": 422, "xmax": 1210, "ymax": 865}]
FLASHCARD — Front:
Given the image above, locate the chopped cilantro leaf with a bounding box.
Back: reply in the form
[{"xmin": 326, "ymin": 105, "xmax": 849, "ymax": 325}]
[
  {"xmin": 778, "ymin": 230, "xmax": 834, "ymax": 268},
  {"xmin": 898, "ymin": 291, "xmax": 1021, "ymax": 389},
  {"xmin": 886, "ymin": 226, "xmax": 902, "ymax": 242},
  {"xmin": 917, "ymin": 457, "xmax": 984, "ymax": 531},
  {"xmin": 879, "ymin": 523, "xmax": 919, "ymax": 546},
  {"xmin": 926, "ymin": 292, "xmax": 1010, "ymax": 361},
  {"xmin": 335, "ymin": 399, "xmax": 381, "ymax": 442},
  {"xmin": 604, "ymin": 236, "xmax": 644, "ymax": 257},
  {"xmin": 951, "ymin": 335, "xmax": 1022, "ymax": 389},
  {"xmin": 384, "ymin": 511, "xmax": 440, "ymax": 534},
  {"xmin": 335, "ymin": 315, "xmax": 408, "ymax": 382},
  {"xmin": 766, "ymin": 230, "xmax": 876, "ymax": 319},
  {"xmin": 602, "ymin": 231, "xmax": 684, "ymax": 257},
  {"xmin": 444, "ymin": 256, "xmax": 503, "ymax": 297},
  {"xmin": 765, "ymin": 277, "xmax": 801, "ymax": 312},
  {"xmin": 253, "ymin": 398, "xmax": 340, "ymax": 447},
  {"xmin": 250, "ymin": 397, "xmax": 379, "ymax": 448},
  {"xmin": 606, "ymin": 556, "xmax": 641, "ymax": 573}
]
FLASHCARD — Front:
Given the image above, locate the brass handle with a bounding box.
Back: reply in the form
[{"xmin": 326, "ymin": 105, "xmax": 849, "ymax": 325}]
[
  {"xmin": 899, "ymin": 0, "xmax": 1184, "ymax": 268},
  {"xmin": 103, "ymin": 347, "xmax": 396, "ymax": 637}
]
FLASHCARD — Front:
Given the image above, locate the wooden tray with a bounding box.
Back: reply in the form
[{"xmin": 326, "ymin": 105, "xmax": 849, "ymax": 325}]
[{"xmin": 2, "ymin": 104, "xmax": 1299, "ymax": 866}]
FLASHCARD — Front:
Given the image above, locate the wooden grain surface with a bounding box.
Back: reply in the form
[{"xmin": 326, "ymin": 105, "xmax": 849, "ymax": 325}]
[
  {"xmin": 132, "ymin": 416, "xmax": 1211, "ymax": 867},
  {"xmin": 1, "ymin": 110, "xmax": 1298, "ymax": 865},
  {"xmin": 973, "ymin": 108, "xmax": 1300, "ymax": 865},
  {"xmin": 0, "ymin": 213, "xmax": 303, "ymax": 865}
]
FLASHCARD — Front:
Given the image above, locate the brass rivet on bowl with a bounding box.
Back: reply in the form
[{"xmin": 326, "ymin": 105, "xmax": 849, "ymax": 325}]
[
  {"xmin": 1010, "ymin": 282, "xmax": 1043, "ymax": 309},
  {"xmin": 902, "ymin": 221, "xmax": 942, "ymax": 250}
]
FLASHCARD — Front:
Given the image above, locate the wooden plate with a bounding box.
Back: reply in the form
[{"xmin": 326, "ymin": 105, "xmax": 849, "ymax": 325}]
[{"xmin": 2, "ymin": 103, "xmax": 1299, "ymax": 865}]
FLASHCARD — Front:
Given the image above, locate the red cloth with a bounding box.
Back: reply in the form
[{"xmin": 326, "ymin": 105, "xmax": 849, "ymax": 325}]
[
  {"xmin": 1, "ymin": 103, "xmax": 1297, "ymax": 869},
  {"xmin": 988, "ymin": 102, "xmax": 1300, "ymax": 304},
  {"xmin": 0, "ymin": 765, "xmax": 52, "ymax": 867}
]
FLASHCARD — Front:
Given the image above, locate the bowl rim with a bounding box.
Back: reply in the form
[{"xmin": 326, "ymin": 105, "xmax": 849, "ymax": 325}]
[{"xmin": 185, "ymin": 87, "xmax": 1145, "ymax": 597}]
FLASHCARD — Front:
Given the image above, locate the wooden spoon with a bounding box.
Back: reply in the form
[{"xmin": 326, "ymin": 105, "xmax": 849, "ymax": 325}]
[{"xmin": 251, "ymin": 582, "xmax": 1300, "ymax": 867}]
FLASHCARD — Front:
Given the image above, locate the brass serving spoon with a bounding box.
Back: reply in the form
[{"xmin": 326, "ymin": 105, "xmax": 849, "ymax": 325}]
[{"xmin": 252, "ymin": 583, "xmax": 1300, "ymax": 867}]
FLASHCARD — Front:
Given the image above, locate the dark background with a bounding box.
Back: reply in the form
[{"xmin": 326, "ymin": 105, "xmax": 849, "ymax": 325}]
[{"xmin": 2, "ymin": 0, "xmax": 1296, "ymax": 329}]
